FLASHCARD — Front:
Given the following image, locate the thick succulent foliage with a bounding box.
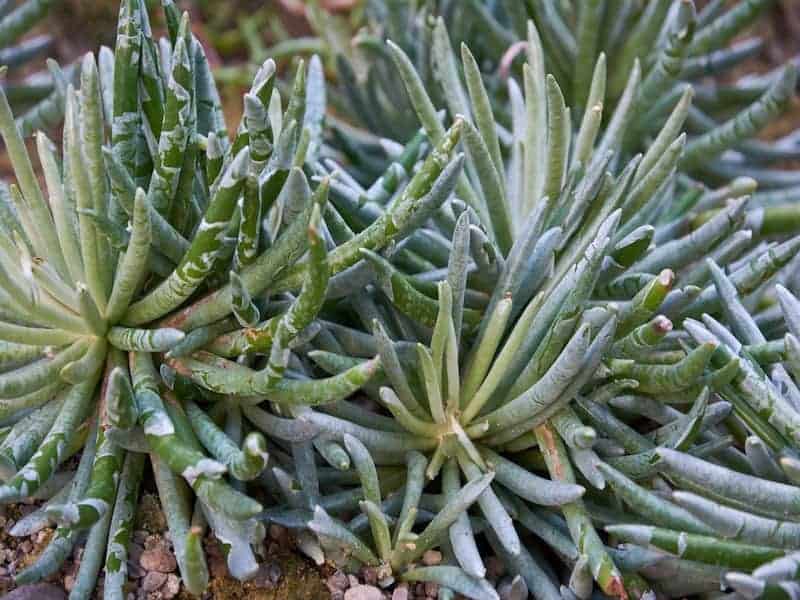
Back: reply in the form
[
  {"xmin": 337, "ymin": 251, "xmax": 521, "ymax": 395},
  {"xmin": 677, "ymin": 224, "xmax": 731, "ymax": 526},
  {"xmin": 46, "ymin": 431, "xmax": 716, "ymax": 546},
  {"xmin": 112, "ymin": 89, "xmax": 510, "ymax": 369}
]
[
  {"xmin": 329, "ymin": 0, "xmax": 800, "ymax": 204},
  {"xmin": 281, "ymin": 2, "xmax": 800, "ymax": 600},
  {"xmin": 0, "ymin": 0, "xmax": 385, "ymax": 595},
  {"xmin": 0, "ymin": 1, "xmax": 800, "ymax": 600},
  {"xmin": 0, "ymin": 0, "xmax": 71, "ymax": 137}
]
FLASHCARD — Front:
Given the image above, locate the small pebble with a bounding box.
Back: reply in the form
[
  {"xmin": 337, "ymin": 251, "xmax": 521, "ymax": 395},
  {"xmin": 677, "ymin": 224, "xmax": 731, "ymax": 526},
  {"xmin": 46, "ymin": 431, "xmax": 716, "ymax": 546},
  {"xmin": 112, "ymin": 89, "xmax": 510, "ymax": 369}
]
[
  {"xmin": 392, "ymin": 583, "xmax": 409, "ymax": 600},
  {"xmin": 424, "ymin": 581, "xmax": 439, "ymax": 597},
  {"xmin": 161, "ymin": 574, "xmax": 181, "ymax": 599},
  {"xmin": 361, "ymin": 566, "xmax": 379, "ymax": 586},
  {"xmin": 141, "ymin": 571, "xmax": 167, "ymax": 592},
  {"xmin": 327, "ymin": 569, "xmax": 349, "ymax": 592},
  {"xmin": 344, "ymin": 584, "xmax": 384, "ymax": 600},
  {"xmin": 139, "ymin": 544, "xmax": 177, "ymax": 573},
  {"xmin": 422, "ymin": 550, "xmax": 442, "ymax": 566}
]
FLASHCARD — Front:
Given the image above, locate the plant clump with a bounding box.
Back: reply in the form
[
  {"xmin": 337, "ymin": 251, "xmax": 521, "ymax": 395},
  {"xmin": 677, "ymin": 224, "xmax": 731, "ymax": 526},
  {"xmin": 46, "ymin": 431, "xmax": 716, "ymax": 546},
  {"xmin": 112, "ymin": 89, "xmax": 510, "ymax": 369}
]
[
  {"xmin": 0, "ymin": 0, "xmax": 71, "ymax": 139},
  {"xmin": 0, "ymin": 1, "xmax": 799, "ymax": 600}
]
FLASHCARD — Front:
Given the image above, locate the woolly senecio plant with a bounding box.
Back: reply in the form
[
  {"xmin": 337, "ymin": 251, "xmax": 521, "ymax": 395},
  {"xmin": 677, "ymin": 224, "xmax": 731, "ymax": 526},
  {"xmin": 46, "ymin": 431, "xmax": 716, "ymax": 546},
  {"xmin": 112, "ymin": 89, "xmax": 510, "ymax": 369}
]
[
  {"xmin": 332, "ymin": 0, "xmax": 800, "ymax": 206},
  {"xmin": 0, "ymin": 0, "xmax": 430, "ymax": 595},
  {"xmin": 266, "ymin": 5, "xmax": 800, "ymax": 600}
]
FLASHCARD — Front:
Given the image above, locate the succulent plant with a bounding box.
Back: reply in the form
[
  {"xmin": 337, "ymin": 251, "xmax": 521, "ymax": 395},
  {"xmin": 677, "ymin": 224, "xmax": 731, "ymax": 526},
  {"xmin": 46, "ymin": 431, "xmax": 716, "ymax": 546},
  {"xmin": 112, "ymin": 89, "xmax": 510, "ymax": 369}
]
[
  {"xmin": 328, "ymin": 0, "xmax": 800, "ymax": 202},
  {"xmin": 273, "ymin": 3, "xmax": 800, "ymax": 599},
  {"xmin": 0, "ymin": 0, "xmax": 73, "ymax": 136},
  {"xmin": 1, "ymin": 0, "xmax": 800, "ymax": 599},
  {"xmin": 272, "ymin": 18, "xmax": 778, "ymax": 596},
  {"xmin": 0, "ymin": 0, "xmax": 390, "ymax": 596}
]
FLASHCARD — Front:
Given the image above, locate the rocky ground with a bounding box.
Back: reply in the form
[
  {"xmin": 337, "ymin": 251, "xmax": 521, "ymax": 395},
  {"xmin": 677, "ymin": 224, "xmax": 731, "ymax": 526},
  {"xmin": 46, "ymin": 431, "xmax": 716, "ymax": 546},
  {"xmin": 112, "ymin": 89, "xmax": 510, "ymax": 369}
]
[
  {"xmin": 0, "ymin": 491, "xmax": 329, "ymax": 599},
  {"xmin": 0, "ymin": 500, "xmax": 515, "ymax": 599},
  {"xmin": 0, "ymin": 487, "xmax": 527, "ymax": 599},
  {"xmin": 322, "ymin": 551, "xmax": 525, "ymax": 600}
]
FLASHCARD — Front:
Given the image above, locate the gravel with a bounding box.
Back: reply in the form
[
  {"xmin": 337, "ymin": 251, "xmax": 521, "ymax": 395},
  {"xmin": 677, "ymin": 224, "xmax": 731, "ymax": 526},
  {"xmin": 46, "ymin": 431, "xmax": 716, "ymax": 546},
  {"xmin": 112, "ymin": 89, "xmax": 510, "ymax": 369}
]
[
  {"xmin": 0, "ymin": 493, "xmax": 507, "ymax": 600},
  {"xmin": 138, "ymin": 542, "xmax": 177, "ymax": 574},
  {"xmin": 344, "ymin": 584, "xmax": 385, "ymax": 600}
]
